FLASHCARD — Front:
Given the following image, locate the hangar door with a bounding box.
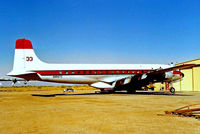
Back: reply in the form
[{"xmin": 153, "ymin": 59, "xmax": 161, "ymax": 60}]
[
  {"xmin": 193, "ymin": 67, "xmax": 200, "ymax": 91},
  {"xmin": 174, "ymin": 58, "xmax": 200, "ymax": 91},
  {"xmin": 180, "ymin": 69, "xmax": 193, "ymax": 91}
]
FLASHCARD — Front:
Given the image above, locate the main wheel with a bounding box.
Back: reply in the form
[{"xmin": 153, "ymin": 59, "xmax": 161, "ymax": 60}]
[
  {"xmin": 170, "ymin": 87, "xmax": 175, "ymax": 94},
  {"xmin": 127, "ymin": 89, "xmax": 136, "ymax": 94},
  {"xmin": 108, "ymin": 90, "xmax": 115, "ymax": 93},
  {"xmin": 150, "ymin": 87, "xmax": 154, "ymax": 91}
]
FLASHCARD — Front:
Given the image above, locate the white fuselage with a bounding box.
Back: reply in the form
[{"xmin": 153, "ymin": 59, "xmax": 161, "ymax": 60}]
[{"xmin": 31, "ymin": 63, "xmax": 170, "ymax": 84}]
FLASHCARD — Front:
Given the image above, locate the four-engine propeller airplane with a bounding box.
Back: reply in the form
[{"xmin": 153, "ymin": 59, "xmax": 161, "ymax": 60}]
[{"xmin": 6, "ymin": 39, "xmax": 196, "ymax": 93}]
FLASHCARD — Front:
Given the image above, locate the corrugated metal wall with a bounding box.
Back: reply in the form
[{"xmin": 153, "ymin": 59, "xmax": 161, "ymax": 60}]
[{"xmin": 174, "ymin": 59, "xmax": 200, "ymax": 91}]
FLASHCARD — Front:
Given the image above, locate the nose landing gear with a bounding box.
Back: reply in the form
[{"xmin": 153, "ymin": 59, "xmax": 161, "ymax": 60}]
[
  {"xmin": 169, "ymin": 87, "xmax": 175, "ymax": 94},
  {"xmin": 165, "ymin": 82, "xmax": 175, "ymax": 94}
]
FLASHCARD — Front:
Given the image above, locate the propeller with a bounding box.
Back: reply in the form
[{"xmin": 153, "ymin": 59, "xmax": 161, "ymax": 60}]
[
  {"xmin": 11, "ymin": 79, "xmax": 28, "ymax": 86},
  {"xmin": 24, "ymin": 81, "xmax": 27, "ymax": 85},
  {"xmin": 12, "ymin": 79, "xmax": 17, "ymax": 86}
]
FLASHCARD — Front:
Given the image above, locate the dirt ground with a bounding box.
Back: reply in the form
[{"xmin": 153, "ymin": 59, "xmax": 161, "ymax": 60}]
[{"xmin": 0, "ymin": 88, "xmax": 200, "ymax": 134}]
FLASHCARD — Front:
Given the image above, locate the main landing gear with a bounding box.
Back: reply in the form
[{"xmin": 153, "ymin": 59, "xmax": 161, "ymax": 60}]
[
  {"xmin": 63, "ymin": 87, "xmax": 74, "ymax": 93},
  {"xmin": 99, "ymin": 88, "xmax": 115, "ymax": 94},
  {"xmin": 127, "ymin": 89, "xmax": 136, "ymax": 94}
]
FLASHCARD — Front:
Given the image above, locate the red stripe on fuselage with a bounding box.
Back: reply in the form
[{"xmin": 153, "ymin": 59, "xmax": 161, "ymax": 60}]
[{"xmin": 33, "ymin": 70, "xmax": 152, "ymax": 75}]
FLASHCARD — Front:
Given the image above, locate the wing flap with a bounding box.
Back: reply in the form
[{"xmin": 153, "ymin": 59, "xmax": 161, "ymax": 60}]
[
  {"xmin": 100, "ymin": 75, "xmax": 133, "ymax": 83},
  {"xmin": 91, "ymin": 82, "xmax": 113, "ymax": 89}
]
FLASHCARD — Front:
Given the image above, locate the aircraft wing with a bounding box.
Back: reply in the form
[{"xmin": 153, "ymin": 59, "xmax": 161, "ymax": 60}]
[
  {"xmin": 127, "ymin": 64, "xmax": 197, "ymax": 88},
  {"xmin": 148, "ymin": 64, "xmax": 196, "ymax": 75},
  {"xmin": 90, "ymin": 64, "xmax": 196, "ymax": 89}
]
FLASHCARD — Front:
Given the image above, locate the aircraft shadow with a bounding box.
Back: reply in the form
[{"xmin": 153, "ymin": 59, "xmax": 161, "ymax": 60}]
[
  {"xmin": 31, "ymin": 93, "xmax": 101, "ymax": 97},
  {"xmin": 31, "ymin": 91, "xmax": 192, "ymax": 97}
]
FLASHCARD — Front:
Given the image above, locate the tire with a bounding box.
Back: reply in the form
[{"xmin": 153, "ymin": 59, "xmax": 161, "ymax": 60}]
[
  {"xmin": 107, "ymin": 90, "xmax": 115, "ymax": 93},
  {"xmin": 170, "ymin": 87, "xmax": 175, "ymax": 94},
  {"xmin": 127, "ymin": 90, "xmax": 136, "ymax": 94},
  {"xmin": 150, "ymin": 87, "xmax": 154, "ymax": 91}
]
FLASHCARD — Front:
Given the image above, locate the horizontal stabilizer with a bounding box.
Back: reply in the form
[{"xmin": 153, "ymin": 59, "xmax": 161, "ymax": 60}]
[{"xmin": 7, "ymin": 72, "xmax": 41, "ymax": 81}]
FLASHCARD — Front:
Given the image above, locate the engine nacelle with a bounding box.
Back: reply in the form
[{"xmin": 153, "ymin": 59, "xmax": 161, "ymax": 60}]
[
  {"xmin": 165, "ymin": 71, "xmax": 184, "ymax": 82},
  {"xmin": 165, "ymin": 72, "xmax": 173, "ymax": 79}
]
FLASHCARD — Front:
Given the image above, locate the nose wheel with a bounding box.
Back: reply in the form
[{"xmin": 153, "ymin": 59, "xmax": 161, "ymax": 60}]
[
  {"xmin": 170, "ymin": 87, "xmax": 175, "ymax": 94},
  {"xmin": 165, "ymin": 82, "xmax": 175, "ymax": 94}
]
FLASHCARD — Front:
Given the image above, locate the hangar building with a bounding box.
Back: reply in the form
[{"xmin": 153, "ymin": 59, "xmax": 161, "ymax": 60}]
[{"xmin": 173, "ymin": 58, "xmax": 200, "ymax": 91}]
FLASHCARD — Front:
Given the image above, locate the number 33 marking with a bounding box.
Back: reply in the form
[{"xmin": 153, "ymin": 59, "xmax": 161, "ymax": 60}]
[{"xmin": 26, "ymin": 57, "xmax": 33, "ymax": 61}]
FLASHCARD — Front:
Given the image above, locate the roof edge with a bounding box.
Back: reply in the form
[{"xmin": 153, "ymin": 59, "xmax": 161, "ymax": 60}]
[{"xmin": 176, "ymin": 58, "xmax": 200, "ymax": 65}]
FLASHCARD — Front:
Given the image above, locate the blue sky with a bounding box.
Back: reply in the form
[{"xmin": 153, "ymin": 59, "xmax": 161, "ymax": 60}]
[{"xmin": 0, "ymin": 0, "xmax": 200, "ymax": 77}]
